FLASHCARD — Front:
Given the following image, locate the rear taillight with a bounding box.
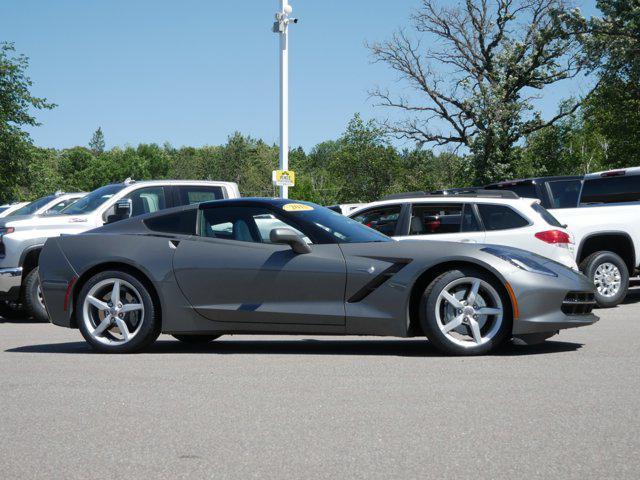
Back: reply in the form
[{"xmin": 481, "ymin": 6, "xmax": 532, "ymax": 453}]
[
  {"xmin": 63, "ymin": 276, "xmax": 78, "ymax": 311},
  {"xmin": 535, "ymin": 230, "xmax": 572, "ymax": 247}
]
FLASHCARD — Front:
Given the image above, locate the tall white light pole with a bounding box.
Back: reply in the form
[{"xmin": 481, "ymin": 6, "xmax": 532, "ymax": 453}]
[{"xmin": 272, "ymin": 1, "xmax": 297, "ymax": 198}]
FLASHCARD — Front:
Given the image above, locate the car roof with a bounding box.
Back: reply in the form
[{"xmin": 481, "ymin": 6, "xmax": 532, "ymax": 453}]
[
  {"xmin": 199, "ymin": 197, "xmax": 310, "ymax": 209},
  {"xmin": 584, "ymin": 166, "xmax": 640, "ymax": 179},
  {"xmin": 348, "ymin": 195, "xmax": 540, "ymax": 216},
  {"xmin": 113, "ymin": 179, "xmax": 238, "ymax": 188},
  {"xmin": 486, "ymin": 175, "xmax": 584, "ymax": 186}
]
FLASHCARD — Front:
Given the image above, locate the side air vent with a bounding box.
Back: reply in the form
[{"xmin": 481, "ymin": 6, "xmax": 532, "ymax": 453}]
[{"xmin": 347, "ymin": 260, "xmax": 411, "ymax": 303}]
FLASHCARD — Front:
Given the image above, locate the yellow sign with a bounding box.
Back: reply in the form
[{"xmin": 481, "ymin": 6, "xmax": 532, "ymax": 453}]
[
  {"xmin": 282, "ymin": 203, "xmax": 313, "ymax": 212},
  {"xmin": 273, "ymin": 170, "xmax": 295, "ymax": 187}
]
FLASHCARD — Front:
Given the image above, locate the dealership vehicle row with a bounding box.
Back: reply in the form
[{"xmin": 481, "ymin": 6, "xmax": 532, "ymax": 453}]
[{"xmin": 0, "ymin": 166, "xmax": 638, "ymax": 354}]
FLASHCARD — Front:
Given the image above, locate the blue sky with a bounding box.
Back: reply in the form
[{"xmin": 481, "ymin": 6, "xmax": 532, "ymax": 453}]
[{"xmin": 3, "ymin": 0, "xmax": 599, "ymax": 151}]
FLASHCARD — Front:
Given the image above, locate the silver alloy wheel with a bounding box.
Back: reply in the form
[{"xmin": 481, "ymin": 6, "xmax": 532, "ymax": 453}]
[
  {"xmin": 434, "ymin": 277, "xmax": 503, "ymax": 348},
  {"xmin": 593, "ymin": 262, "xmax": 622, "ymax": 298},
  {"xmin": 82, "ymin": 278, "xmax": 145, "ymax": 346}
]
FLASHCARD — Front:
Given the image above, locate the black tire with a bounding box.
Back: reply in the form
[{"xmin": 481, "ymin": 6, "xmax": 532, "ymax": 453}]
[
  {"xmin": 579, "ymin": 251, "xmax": 629, "ymax": 308},
  {"xmin": 76, "ymin": 270, "xmax": 160, "ymax": 353},
  {"xmin": 419, "ymin": 267, "xmax": 512, "ymax": 356},
  {"xmin": 172, "ymin": 334, "xmax": 221, "ymax": 345},
  {"xmin": 24, "ymin": 267, "xmax": 49, "ymax": 322}
]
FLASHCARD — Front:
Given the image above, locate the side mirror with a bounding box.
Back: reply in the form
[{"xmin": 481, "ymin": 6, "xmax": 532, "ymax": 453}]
[
  {"xmin": 270, "ymin": 228, "xmax": 311, "ymax": 254},
  {"xmin": 106, "ymin": 199, "xmax": 132, "ymax": 224}
]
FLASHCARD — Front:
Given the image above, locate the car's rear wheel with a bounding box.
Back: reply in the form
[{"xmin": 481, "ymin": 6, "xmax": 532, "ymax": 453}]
[
  {"xmin": 172, "ymin": 334, "xmax": 221, "ymax": 345},
  {"xmin": 24, "ymin": 267, "xmax": 49, "ymax": 322},
  {"xmin": 420, "ymin": 268, "xmax": 512, "ymax": 355},
  {"xmin": 76, "ymin": 270, "xmax": 160, "ymax": 353},
  {"xmin": 579, "ymin": 251, "xmax": 628, "ymax": 308}
]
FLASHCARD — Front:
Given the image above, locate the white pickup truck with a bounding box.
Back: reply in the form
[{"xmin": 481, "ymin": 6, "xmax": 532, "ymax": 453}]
[
  {"xmin": 486, "ymin": 167, "xmax": 640, "ymax": 307},
  {"xmin": 0, "ymin": 179, "xmax": 240, "ymax": 320}
]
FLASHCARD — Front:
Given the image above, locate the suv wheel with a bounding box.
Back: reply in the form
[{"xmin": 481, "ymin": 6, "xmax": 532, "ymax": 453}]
[
  {"xmin": 579, "ymin": 251, "xmax": 629, "ymax": 308},
  {"xmin": 24, "ymin": 267, "xmax": 49, "ymax": 322}
]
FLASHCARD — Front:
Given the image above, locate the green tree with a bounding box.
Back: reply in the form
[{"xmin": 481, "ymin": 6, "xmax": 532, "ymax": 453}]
[
  {"xmin": 369, "ymin": 0, "xmax": 585, "ymax": 184},
  {"xmin": 88, "ymin": 127, "xmax": 105, "ymax": 154},
  {"xmin": 329, "ymin": 114, "xmax": 400, "ymax": 203},
  {"xmin": 0, "ymin": 42, "xmax": 55, "ymax": 201}
]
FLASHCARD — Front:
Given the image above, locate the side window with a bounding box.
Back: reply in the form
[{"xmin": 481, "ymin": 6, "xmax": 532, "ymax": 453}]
[
  {"xmin": 547, "ymin": 180, "xmax": 582, "ymax": 208},
  {"xmin": 200, "ymin": 206, "xmax": 308, "ymax": 244},
  {"xmin": 351, "ymin": 206, "xmax": 401, "ymax": 236},
  {"xmin": 461, "ymin": 204, "xmax": 481, "ymax": 232},
  {"xmin": 124, "ymin": 187, "xmax": 167, "ymax": 216},
  {"xmin": 580, "ymin": 176, "xmax": 640, "ymax": 205},
  {"xmin": 177, "ymin": 186, "xmax": 224, "ymax": 206},
  {"xmin": 487, "ymin": 182, "xmax": 540, "ymax": 200},
  {"xmin": 477, "ymin": 204, "xmax": 529, "ymax": 231},
  {"xmin": 409, "ymin": 204, "xmax": 462, "ymax": 235},
  {"xmin": 145, "ymin": 209, "xmax": 197, "ymax": 235}
]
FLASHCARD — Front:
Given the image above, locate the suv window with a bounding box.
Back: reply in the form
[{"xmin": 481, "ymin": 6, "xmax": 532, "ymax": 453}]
[
  {"xmin": 200, "ymin": 206, "xmax": 307, "ymax": 244},
  {"xmin": 409, "ymin": 204, "xmax": 463, "ymax": 235},
  {"xmin": 351, "ymin": 206, "xmax": 401, "ymax": 236},
  {"xmin": 580, "ymin": 176, "xmax": 640, "ymax": 205},
  {"xmin": 125, "ymin": 187, "xmax": 167, "ymax": 216},
  {"xmin": 145, "ymin": 209, "xmax": 197, "ymax": 235},
  {"xmin": 461, "ymin": 204, "xmax": 481, "ymax": 232},
  {"xmin": 477, "ymin": 204, "xmax": 529, "ymax": 231},
  {"xmin": 547, "ymin": 180, "xmax": 582, "ymax": 208},
  {"xmin": 177, "ymin": 186, "xmax": 225, "ymax": 205},
  {"xmin": 531, "ymin": 202, "xmax": 563, "ymax": 227}
]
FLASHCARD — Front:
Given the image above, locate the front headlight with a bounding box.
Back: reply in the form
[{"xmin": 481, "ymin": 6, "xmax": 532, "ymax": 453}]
[{"xmin": 482, "ymin": 247, "xmax": 557, "ymax": 277}]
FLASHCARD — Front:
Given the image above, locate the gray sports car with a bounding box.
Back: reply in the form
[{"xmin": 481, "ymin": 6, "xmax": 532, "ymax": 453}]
[{"xmin": 39, "ymin": 198, "xmax": 598, "ymax": 355}]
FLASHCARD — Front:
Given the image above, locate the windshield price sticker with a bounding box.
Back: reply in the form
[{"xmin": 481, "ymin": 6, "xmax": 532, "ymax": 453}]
[{"xmin": 282, "ymin": 203, "xmax": 313, "ymax": 212}]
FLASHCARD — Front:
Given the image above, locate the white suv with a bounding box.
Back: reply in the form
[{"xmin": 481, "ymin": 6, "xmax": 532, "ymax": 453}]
[
  {"xmin": 0, "ymin": 179, "xmax": 240, "ymax": 321},
  {"xmin": 348, "ymin": 191, "xmax": 577, "ymax": 269}
]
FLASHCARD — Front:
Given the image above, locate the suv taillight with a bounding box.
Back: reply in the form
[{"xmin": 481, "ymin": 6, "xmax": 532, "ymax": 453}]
[{"xmin": 535, "ymin": 230, "xmax": 572, "ymax": 247}]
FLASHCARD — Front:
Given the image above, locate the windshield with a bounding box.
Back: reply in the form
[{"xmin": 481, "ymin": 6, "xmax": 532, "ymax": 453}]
[
  {"xmin": 9, "ymin": 195, "xmax": 56, "ymax": 216},
  {"xmin": 60, "ymin": 185, "xmax": 125, "ymax": 215},
  {"xmin": 284, "ymin": 203, "xmax": 392, "ymax": 243}
]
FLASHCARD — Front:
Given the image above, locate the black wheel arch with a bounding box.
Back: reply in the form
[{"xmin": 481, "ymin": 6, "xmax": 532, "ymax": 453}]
[{"xmin": 577, "ymin": 231, "xmax": 636, "ymax": 273}]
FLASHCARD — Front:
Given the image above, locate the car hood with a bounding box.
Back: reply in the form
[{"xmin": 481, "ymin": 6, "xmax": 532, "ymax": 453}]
[{"xmin": 0, "ymin": 214, "xmax": 92, "ymax": 230}]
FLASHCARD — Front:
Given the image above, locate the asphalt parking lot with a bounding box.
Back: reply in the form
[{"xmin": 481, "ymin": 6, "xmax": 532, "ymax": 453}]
[{"xmin": 2, "ymin": 290, "xmax": 640, "ymax": 480}]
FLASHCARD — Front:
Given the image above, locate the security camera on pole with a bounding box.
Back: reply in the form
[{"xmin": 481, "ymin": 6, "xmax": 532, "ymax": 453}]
[{"xmin": 272, "ymin": 1, "xmax": 298, "ymax": 199}]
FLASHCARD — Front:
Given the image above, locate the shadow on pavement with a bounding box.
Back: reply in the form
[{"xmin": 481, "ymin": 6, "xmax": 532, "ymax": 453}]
[
  {"xmin": 622, "ymin": 285, "xmax": 640, "ymax": 305},
  {"xmin": 6, "ymin": 338, "xmax": 583, "ymax": 357}
]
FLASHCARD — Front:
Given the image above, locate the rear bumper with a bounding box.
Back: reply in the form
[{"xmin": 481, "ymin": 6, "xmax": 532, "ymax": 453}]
[{"xmin": 0, "ymin": 267, "xmax": 22, "ymax": 300}]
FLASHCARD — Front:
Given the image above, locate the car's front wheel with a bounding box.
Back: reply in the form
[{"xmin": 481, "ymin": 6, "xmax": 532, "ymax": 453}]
[
  {"xmin": 76, "ymin": 270, "xmax": 160, "ymax": 353},
  {"xmin": 420, "ymin": 268, "xmax": 512, "ymax": 355}
]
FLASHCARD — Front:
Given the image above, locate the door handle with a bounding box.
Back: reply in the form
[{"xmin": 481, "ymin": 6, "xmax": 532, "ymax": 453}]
[
  {"xmin": 169, "ymin": 240, "xmax": 180, "ymax": 249},
  {"xmin": 460, "ymin": 239, "xmax": 477, "ymax": 243}
]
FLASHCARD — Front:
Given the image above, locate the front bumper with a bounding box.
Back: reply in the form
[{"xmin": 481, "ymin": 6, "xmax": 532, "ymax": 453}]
[
  {"xmin": 507, "ymin": 262, "xmax": 599, "ymax": 336},
  {"xmin": 0, "ymin": 267, "xmax": 22, "ymax": 300}
]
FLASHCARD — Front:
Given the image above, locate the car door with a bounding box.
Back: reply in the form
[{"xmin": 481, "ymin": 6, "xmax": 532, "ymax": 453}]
[
  {"xmin": 172, "ymin": 205, "xmax": 347, "ymax": 326},
  {"xmin": 394, "ymin": 202, "xmax": 486, "ymax": 244}
]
